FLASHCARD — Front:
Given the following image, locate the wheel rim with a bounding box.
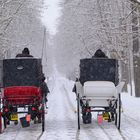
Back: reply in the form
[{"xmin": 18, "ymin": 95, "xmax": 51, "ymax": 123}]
[
  {"xmin": 77, "ymin": 94, "xmax": 80, "ymax": 129},
  {"xmin": 115, "ymin": 93, "xmax": 121, "ymax": 130}
]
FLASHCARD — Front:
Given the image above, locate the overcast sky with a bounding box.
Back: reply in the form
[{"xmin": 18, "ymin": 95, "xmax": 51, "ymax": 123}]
[{"xmin": 41, "ymin": 0, "xmax": 62, "ymax": 35}]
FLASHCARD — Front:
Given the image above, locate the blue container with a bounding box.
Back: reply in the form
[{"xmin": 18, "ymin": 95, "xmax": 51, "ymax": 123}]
[{"xmin": 20, "ymin": 117, "xmax": 30, "ymax": 127}]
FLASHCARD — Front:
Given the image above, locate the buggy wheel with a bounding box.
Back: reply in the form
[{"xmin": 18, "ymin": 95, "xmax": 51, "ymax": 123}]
[
  {"xmin": 77, "ymin": 93, "xmax": 80, "ymax": 129},
  {"xmin": 42, "ymin": 103, "xmax": 45, "ymax": 132},
  {"xmin": 115, "ymin": 93, "xmax": 121, "ymax": 130}
]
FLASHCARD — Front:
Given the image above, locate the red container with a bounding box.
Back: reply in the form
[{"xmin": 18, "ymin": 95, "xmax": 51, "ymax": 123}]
[{"xmin": 97, "ymin": 114, "xmax": 103, "ymax": 124}]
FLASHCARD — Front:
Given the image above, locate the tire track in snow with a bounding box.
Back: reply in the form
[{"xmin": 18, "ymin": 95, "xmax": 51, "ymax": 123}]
[
  {"xmin": 80, "ymin": 119, "xmax": 123, "ymax": 140},
  {"xmin": 119, "ymin": 130, "xmax": 127, "ymax": 140},
  {"xmin": 60, "ymin": 84, "xmax": 79, "ymax": 140},
  {"xmin": 123, "ymin": 113, "xmax": 140, "ymax": 123},
  {"xmin": 120, "ymin": 113, "xmax": 140, "ymax": 140},
  {"xmin": 62, "ymin": 84, "xmax": 93, "ymax": 140},
  {"xmin": 95, "ymin": 120, "xmax": 126, "ymax": 140},
  {"xmin": 40, "ymin": 80, "xmax": 78, "ymax": 140},
  {"xmin": 0, "ymin": 122, "xmax": 42, "ymax": 140},
  {"xmin": 63, "ymin": 84, "xmax": 77, "ymax": 113}
]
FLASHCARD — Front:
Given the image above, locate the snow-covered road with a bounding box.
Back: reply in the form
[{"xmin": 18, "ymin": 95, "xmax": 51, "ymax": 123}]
[
  {"xmin": 0, "ymin": 119, "xmax": 42, "ymax": 140},
  {"xmin": 1, "ymin": 77, "xmax": 140, "ymax": 140}
]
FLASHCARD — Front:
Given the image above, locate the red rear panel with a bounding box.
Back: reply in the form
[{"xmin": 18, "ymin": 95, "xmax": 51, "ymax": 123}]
[{"xmin": 3, "ymin": 86, "xmax": 41, "ymax": 106}]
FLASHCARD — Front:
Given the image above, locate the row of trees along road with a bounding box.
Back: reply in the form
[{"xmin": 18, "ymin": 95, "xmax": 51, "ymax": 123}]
[{"xmin": 53, "ymin": 0, "xmax": 140, "ymax": 97}]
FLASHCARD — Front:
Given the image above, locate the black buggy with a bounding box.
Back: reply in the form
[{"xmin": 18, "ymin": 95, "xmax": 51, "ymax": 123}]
[
  {"xmin": 75, "ymin": 58, "xmax": 124, "ymax": 130},
  {"xmin": 0, "ymin": 58, "xmax": 46, "ymax": 133}
]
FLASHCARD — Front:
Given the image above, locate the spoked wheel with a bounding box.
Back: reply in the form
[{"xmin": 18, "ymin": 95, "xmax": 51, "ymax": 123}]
[
  {"xmin": 115, "ymin": 93, "xmax": 121, "ymax": 130},
  {"xmin": 41, "ymin": 102, "xmax": 45, "ymax": 132},
  {"xmin": 77, "ymin": 93, "xmax": 80, "ymax": 129}
]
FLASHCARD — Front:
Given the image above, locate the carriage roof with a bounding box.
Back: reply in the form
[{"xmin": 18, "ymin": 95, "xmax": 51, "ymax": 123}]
[
  {"xmin": 2, "ymin": 58, "xmax": 42, "ymax": 87},
  {"xmin": 79, "ymin": 58, "xmax": 119, "ymax": 86}
]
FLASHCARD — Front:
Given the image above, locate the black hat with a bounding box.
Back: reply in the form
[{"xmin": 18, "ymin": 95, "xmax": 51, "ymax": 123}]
[
  {"xmin": 22, "ymin": 47, "xmax": 30, "ymax": 54},
  {"xmin": 94, "ymin": 49, "xmax": 105, "ymax": 57}
]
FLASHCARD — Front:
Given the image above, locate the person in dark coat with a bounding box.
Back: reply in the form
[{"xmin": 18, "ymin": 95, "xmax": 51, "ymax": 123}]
[
  {"xmin": 35, "ymin": 75, "xmax": 50, "ymax": 123},
  {"xmin": 92, "ymin": 49, "xmax": 108, "ymax": 58},
  {"xmin": 40, "ymin": 75, "xmax": 50, "ymax": 105},
  {"xmin": 72, "ymin": 78, "xmax": 79, "ymax": 94},
  {"xmin": 16, "ymin": 47, "xmax": 33, "ymax": 57}
]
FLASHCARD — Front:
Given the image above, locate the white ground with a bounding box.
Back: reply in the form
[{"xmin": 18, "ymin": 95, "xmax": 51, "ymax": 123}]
[{"xmin": 0, "ymin": 77, "xmax": 140, "ymax": 140}]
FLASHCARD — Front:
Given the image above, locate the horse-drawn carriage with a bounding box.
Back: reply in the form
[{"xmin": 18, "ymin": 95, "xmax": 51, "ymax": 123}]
[
  {"xmin": 75, "ymin": 58, "xmax": 124, "ymax": 130},
  {"xmin": 0, "ymin": 58, "xmax": 46, "ymax": 133}
]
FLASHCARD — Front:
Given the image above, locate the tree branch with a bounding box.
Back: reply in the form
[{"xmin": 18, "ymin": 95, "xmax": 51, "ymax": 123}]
[{"xmin": 3, "ymin": 0, "xmax": 26, "ymax": 32}]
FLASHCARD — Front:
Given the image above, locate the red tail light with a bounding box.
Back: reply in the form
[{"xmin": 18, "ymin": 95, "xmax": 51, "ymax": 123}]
[
  {"xmin": 86, "ymin": 108, "xmax": 91, "ymax": 112},
  {"xmin": 4, "ymin": 108, "xmax": 9, "ymax": 112},
  {"xmin": 31, "ymin": 107, "xmax": 36, "ymax": 111}
]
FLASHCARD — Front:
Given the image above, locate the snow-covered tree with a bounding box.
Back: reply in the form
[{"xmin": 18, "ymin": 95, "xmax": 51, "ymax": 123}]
[{"xmin": 0, "ymin": 0, "xmax": 45, "ymax": 59}]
